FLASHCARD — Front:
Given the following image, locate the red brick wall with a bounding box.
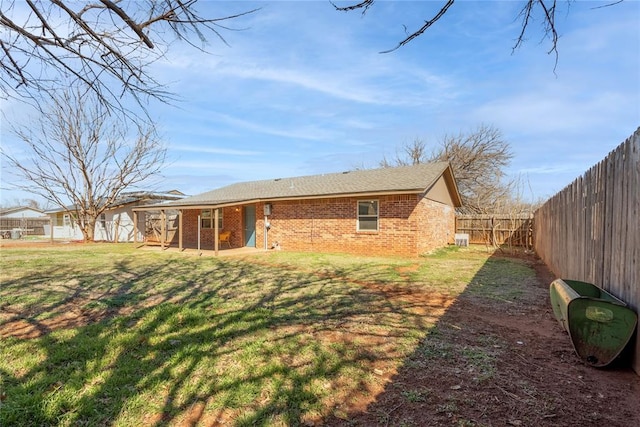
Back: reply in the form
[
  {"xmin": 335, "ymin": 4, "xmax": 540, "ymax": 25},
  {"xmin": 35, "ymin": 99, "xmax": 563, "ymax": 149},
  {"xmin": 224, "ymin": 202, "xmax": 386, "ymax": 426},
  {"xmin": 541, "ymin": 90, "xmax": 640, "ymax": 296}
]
[
  {"xmin": 256, "ymin": 196, "xmax": 419, "ymax": 257},
  {"xmin": 181, "ymin": 207, "xmax": 243, "ymax": 250},
  {"xmin": 414, "ymin": 197, "xmax": 456, "ymax": 254},
  {"xmin": 178, "ymin": 195, "xmax": 455, "ymax": 257}
]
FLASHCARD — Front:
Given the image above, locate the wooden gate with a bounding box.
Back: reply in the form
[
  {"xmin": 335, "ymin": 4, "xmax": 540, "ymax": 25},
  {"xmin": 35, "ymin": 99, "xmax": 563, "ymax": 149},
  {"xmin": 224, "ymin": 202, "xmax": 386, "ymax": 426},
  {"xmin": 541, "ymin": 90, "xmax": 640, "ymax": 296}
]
[{"xmin": 144, "ymin": 211, "xmax": 179, "ymax": 244}]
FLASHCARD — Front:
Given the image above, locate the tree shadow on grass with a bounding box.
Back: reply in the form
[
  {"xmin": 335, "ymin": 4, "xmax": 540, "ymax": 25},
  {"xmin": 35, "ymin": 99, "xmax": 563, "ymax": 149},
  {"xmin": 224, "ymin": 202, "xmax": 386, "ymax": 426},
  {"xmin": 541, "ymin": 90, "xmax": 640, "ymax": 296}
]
[
  {"xmin": 1, "ymin": 249, "xmax": 440, "ymax": 426},
  {"xmin": 325, "ymin": 249, "xmax": 640, "ymax": 427}
]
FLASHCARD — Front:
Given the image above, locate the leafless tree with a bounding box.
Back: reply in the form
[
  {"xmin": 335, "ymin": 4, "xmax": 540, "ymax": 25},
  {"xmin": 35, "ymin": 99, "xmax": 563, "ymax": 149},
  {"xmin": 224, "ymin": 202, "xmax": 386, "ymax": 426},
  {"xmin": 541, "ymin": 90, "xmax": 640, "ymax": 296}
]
[
  {"xmin": 0, "ymin": 0, "xmax": 256, "ymax": 114},
  {"xmin": 1, "ymin": 89, "xmax": 167, "ymax": 242},
  {"xmin": 334, "ymin": 1, "xmax": 624, "ymax": 65},
  {"xmin": 431, "ymin": 125, "xmax": 514, "ymax": 214},
  {"xmin": 380, "ymin": 125, "xmax": 514, "ymax": 214},
  {"xmin": 379, "ymin": 138, "xmax": 429, "ymax": 167}
]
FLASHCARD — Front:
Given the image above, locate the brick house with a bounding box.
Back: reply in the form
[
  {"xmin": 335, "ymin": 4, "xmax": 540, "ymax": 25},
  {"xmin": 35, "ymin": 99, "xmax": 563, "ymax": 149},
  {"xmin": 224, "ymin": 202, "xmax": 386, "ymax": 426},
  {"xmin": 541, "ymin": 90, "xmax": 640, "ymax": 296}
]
[{"xmin": 134, "ymin": 162, "xmax": 462, "ymax": 257}]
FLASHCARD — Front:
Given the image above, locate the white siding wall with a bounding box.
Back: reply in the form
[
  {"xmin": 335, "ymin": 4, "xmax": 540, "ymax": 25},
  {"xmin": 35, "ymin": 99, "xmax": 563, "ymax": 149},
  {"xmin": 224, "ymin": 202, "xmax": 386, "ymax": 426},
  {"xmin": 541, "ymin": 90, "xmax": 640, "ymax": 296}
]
[{"xmin": 50, "ymin": 207, "xmax": 144, "ymax": 242}]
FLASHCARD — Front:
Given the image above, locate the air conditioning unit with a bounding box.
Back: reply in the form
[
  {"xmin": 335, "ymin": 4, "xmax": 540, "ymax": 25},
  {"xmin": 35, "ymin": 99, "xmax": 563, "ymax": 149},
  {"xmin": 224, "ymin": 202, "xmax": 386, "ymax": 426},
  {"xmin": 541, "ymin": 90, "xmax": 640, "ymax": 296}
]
[{"xmin": 454, "ymin": 233, "xmax": 469, "ymax": 247}]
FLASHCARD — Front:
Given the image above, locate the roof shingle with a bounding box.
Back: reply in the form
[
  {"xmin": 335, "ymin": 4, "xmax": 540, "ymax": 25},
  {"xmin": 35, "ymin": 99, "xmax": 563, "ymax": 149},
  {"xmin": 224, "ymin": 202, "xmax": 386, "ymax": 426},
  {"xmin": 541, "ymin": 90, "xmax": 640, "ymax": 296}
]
[{"xmin": 160, "ymin": 162, "xmax": 455, "ymax": 207}]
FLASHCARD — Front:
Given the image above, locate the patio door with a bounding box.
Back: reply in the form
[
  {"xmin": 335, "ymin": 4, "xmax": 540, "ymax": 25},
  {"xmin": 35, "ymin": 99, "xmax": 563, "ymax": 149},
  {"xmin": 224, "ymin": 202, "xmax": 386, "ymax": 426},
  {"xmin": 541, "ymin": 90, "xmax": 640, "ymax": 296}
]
[{"xmin": 243, "ymin": 206, "xmax": 256, "ymax": 247}]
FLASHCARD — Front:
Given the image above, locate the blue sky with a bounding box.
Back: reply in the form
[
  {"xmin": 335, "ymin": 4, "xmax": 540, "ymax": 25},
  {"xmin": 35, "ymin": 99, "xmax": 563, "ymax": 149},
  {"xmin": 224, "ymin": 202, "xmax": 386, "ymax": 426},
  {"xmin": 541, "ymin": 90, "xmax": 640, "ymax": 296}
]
[{"xmin": 1, "ymin": 0, "xmax": 639, "ymax": 205}]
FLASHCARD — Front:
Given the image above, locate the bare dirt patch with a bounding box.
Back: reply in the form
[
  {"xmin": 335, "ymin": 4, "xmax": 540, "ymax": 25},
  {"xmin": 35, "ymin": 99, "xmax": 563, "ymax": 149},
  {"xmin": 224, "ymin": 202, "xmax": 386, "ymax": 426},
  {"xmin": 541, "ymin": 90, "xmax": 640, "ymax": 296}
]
[
  {"xmin": 0, "ymin": 238, "xmax": 92, "ymax": 249},
  {"xmin": 326, "ymin": 254, "xmax": 640, "ymax": 427}
]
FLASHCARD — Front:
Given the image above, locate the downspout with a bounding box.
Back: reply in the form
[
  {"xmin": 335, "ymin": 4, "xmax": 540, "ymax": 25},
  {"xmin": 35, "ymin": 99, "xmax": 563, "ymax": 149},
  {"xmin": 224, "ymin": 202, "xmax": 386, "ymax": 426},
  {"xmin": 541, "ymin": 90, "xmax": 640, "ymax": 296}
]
[
  {"xmin": 263, "ymin": 203, "xmax": 272, "ymax": 250},
  {"xmin": 197, "ymin": 214, "xmax": 201, "ymax": 256},
  {"xmin": 264, "ymin": 215, "xmax": 268, "ymax": 250}
]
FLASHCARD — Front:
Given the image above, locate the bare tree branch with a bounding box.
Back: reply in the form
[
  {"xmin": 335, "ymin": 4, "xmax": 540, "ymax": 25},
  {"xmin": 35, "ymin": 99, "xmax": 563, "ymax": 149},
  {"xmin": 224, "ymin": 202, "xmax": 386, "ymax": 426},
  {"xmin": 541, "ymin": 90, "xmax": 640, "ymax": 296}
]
[
  {"xmin": 334, "ymin": 0, "xmax": 455, "ymax": 53},
  {"xmin": 332, "ymin": 0, "xmax": 375, "ymax": 14},
  {"xmin": 380, "ymin": 138, "xmax": 429, "ymax": 167},
  {"xmin": 591, "ymin": 1, "xmax": 624, "ymax": 9},
  {"xmin": 99, "ymin": 0, "xmax": 155, "ymax": 48},
  {"xmin": 513, "ymin": 1, "xmax": 560, "ymax": 70},
  {"xmin": 336, "ymin": 0, "xmax": 621, "ymax": 65},
  {"xmin": 380, "ymin": 0, "xmax": 455, "ymax": 54},
  {"xmin": 0, "ymin": 0, "xmax": 258, "ymax": 116}
]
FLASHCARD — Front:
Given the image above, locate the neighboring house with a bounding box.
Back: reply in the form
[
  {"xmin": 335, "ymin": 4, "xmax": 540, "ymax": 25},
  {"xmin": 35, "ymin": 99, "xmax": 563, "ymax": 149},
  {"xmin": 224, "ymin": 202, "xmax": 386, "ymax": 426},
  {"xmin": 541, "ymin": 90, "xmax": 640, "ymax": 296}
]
[
  {"xmin": 47, "ymin": 190, "xmax": 185, "ymax": 241},
  {"xmin": 0, "ymin": 206, "xmax": 46, "ymax": 218},
  {"xmin": 135, "ymin": 163, "xmax": 462, "ymax": 257}
]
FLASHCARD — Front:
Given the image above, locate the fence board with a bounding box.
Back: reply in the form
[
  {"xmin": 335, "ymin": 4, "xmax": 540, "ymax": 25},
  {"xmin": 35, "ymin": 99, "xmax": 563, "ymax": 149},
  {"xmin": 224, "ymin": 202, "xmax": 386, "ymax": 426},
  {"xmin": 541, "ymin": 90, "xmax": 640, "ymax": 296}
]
[
  {"xmin": 455, "ymin": 214, "xmax": 533, "ymax": 248},
  {"xmin": 0, "ymin": 218, "xmax": 49, "ymax": 236},
  {"xmin": 534, "ymin": 128, "xmax": 640, "ymax": 374}
]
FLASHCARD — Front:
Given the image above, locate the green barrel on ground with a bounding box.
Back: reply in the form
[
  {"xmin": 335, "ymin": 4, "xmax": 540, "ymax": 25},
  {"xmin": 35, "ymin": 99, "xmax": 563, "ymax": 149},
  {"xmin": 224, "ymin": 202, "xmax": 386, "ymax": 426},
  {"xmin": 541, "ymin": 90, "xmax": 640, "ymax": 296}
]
[{"xmin": 549, "ymin": 278, "xmax": 638, "ymax": 367}]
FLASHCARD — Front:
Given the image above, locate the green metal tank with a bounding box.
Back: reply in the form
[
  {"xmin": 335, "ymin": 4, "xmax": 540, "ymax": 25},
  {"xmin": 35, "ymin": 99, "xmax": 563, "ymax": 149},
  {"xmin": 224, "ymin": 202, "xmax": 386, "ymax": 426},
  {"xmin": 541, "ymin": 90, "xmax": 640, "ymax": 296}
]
[{"xmin": 549, "ymin": 278, "xmax": 637, "ymax": 367}]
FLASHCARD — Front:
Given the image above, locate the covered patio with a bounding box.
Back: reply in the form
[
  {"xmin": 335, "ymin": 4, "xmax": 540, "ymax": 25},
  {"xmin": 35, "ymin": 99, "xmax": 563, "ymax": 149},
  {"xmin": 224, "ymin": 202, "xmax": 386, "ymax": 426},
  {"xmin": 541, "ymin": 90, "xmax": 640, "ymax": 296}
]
[{"xmin": 132, "ymin": 202, "xmax": 267, "ymax": 257}]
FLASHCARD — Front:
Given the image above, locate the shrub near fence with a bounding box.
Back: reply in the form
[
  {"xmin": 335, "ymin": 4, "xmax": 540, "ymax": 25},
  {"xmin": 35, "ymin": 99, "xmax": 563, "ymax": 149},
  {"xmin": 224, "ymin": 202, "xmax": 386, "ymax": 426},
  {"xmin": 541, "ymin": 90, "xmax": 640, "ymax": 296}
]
[
  {"xmin": 455, "ymin": 214, "xmax": 533, "ymax": 249},
  {"xmin": 534, "ymin": 128, "xmax": 639, "ymax": 374}
]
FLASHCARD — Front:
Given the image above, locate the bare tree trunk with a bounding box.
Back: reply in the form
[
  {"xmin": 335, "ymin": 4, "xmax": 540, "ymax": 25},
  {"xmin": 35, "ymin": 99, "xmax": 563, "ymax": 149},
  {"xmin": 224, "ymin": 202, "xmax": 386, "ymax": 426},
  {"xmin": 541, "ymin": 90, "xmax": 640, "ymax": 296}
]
[
  {"xmin": 76, "ymin": 217, "xmax": 94, "ymax": 243},
  {"xmin": 84, "ymin": 219, "xmax": 95, "ymax": 243}
]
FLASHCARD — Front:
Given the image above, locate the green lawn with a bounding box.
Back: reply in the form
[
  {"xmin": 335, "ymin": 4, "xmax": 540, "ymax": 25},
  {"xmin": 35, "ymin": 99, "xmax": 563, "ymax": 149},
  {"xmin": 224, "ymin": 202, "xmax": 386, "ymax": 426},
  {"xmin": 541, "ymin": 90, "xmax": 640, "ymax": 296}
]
[{"xmin": 0, "ymin": 243, "xmax": 534, "ymax": 426}]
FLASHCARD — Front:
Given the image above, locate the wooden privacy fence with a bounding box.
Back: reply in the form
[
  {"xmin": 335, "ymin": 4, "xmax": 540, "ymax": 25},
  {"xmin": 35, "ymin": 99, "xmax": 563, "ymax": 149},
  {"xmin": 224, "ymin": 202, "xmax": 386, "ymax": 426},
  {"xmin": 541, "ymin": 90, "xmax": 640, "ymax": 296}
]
[
  {"xmin": 0, "ymin": 218, "xmax": 49, "ymax": 236},
  {"xmin": 455, "ymin": 214, "xmax": 533, "ymax": 248},
  {"xmin": 534, "ymin": 127, "xmax": 639, "ymax": 374}
]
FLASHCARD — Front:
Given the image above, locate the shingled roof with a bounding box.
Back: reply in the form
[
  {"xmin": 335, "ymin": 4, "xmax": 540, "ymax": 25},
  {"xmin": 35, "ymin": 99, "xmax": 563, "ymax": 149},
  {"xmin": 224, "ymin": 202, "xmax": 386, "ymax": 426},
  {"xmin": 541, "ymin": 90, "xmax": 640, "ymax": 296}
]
[
  {"xmin": 46, "ymin": 190, "xmax": 186, "ymax": 214},
  {"xmin": 144, "ymin": 162, "xmax": 460, "ymax": 209}
]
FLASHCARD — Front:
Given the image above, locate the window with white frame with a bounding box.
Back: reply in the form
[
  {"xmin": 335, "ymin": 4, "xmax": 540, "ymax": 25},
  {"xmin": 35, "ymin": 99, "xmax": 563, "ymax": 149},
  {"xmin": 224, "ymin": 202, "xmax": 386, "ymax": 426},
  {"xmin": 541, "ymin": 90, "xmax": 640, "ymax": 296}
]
[
  {"xmin": 99, "ymin": 213, "xmax": 106, "ymax": 228},
  {"xmin": 357, "ymin": 200, "xmax": 378, "ymax": 231},
  {"xmin": 201, "ymin": 209, "xmax": 224, "ymax": 229}
]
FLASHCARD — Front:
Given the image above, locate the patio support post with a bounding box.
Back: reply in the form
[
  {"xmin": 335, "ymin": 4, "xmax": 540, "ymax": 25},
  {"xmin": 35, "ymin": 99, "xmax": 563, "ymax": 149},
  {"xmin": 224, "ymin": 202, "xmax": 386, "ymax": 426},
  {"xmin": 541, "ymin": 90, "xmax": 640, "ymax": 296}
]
[
  {"xmin": 178, "ymin": 210, "xmax": 183, "ymax": 251},
  {"xmin": 214, "ymin": 208, "xmax": 219, "ymax": 256},
  {"xmin": 133, "ymin": 211, "xmax": 138, "ymax": 243},
  {"xmin": 161, "ymin": 209, "xmax": 166, "ymax": 250},
  {"xmin": 50, "ymin": 215, "xmax": 54, "ymax": 244},
  {"xmin": 197, "ymin": 214, "xmax": 201, "ymax": 256}
]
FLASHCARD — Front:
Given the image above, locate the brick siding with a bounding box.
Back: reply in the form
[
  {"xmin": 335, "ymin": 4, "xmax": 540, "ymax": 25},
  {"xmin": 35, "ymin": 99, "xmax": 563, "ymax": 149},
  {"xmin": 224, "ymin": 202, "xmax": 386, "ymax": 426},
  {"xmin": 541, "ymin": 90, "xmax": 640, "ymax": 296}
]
[
  {"xmin": 177, "ymin": 194, "xmax": 455, "ymax": 257},
  {"xmin": 181, "ymin": 207, "xmax": 243, "ymax": 249},
  {"xmin": 414, "ymin": 197, "xmax": 456, "ymax": 254}
]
